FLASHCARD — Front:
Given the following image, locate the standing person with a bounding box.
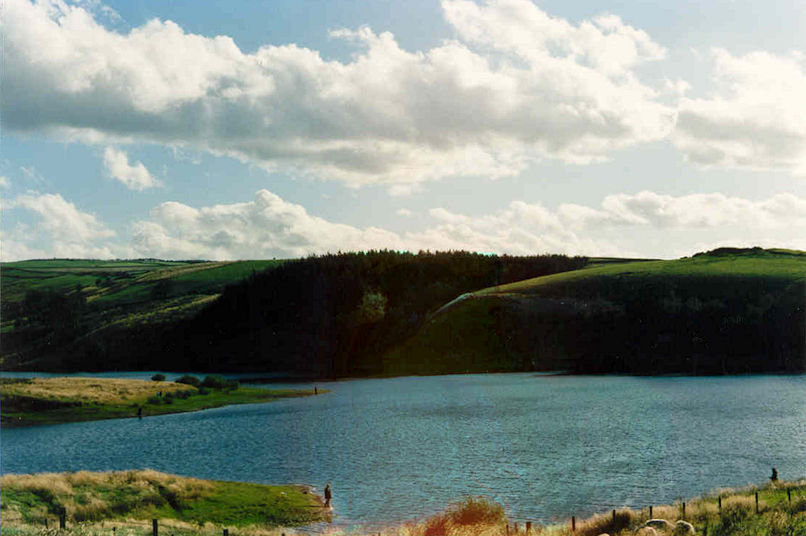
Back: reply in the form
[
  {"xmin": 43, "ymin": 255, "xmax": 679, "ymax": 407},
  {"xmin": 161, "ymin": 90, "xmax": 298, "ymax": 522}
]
[{"xmin": 324, "ymin": 483, "xmax": 331, "ymax": 507}]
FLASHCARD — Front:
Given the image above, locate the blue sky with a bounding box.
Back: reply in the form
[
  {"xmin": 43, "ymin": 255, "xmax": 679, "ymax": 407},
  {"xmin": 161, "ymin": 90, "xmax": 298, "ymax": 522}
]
[{"xmin": 2, "ymin": 0, "xmax": 806, "ymax": 260}]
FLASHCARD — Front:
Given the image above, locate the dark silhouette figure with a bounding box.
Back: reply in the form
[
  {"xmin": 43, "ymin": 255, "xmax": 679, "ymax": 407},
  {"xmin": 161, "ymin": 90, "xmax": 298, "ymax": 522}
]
[
  {"xmin": 137, "ymin": 407, "xmax": 142, "ymax": 420},
  {"xmin": 771, "ymin": 467, "xmax": 778, "ymax": 481},
  {"xmin": 324, "ymin": 484, "xmax": 331, "ymax": 507},
  {"xmin": 314, "ymin": 386, "xmax": 318, "ymax": 395}
]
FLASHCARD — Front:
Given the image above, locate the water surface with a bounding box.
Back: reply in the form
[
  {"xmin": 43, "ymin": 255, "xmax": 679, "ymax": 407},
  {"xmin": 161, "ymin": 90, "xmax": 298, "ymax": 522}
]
[{"xmin": 3, "ymin": 373, "xmax": 805, "ymax": 527}]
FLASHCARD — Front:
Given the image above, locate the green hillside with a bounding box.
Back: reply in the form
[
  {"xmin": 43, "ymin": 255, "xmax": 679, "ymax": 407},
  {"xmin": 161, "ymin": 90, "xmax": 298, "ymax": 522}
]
[
  {"xmin": 1, "ymin": 259, "xmax": 284, "ymax": 370},
  {"xmin": 386, "ymin": 248, "xmax": 806, "ymax": 375}
]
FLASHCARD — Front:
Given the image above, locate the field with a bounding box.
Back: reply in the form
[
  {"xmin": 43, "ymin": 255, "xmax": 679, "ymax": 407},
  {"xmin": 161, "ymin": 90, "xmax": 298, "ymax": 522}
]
[
  {"xmin": 3, "ymin": 477, "xmax": 806, "ymax": 536},
  {"xmin": 0, "ymin": 377, "xmax": 321, "ymax": 427},
  {"xmin": 0, "ymin": 469, "xmax": 329, "ymax": 532},
  {"xmin": 0, "ymin": 258, "xmax": 284, "ymax": 370},
  {"xmin": 478, "ymin": 247, "xmax": 806, "ymax": 296}
]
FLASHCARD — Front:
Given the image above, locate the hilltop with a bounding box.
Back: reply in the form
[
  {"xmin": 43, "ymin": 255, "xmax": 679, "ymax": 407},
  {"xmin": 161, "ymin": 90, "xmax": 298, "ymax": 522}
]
[{"xmin": 388, "ymin": 248, "xmax": 806, "ymax": 375}]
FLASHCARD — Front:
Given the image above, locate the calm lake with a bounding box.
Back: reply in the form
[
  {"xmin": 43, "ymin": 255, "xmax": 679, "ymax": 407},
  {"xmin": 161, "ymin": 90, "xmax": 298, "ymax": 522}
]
[{"xmin": 2, "ymin": 373, "xmax": 806, "ymax": 528}]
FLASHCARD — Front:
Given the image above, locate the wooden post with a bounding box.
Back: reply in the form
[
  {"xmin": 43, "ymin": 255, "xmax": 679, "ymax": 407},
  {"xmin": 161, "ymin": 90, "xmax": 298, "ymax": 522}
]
[
  {"xmin": 612, "ymin": 509, "xmax": 616, "ymax": 524},
  {"xmin": 59, "ymin": 510, "xmax": 66, "ymax": 529},
  {"xmin": 526, "ymin": 521, "xmax": 532, "ymax": 533},
  {"xmin": 571, "ymin": 516, "xmax": 576, "ymax": 532},
  {"xmin": 649, "ymin": 505, "xmax": 653, "ymax": 518},
  {"xmin": 682, "ymin": 502, "xmax": 686, "ymax": 518},
  {"xmin": 718, "ymin": 496, "xmax": 722, "ymax": 512},
  {"xmin": 788, "ymin": 489, "xmax": 792, "ymax": 504},
  {"xmin": 755, "ymin": 492, "xmax": 759, "ymax": 514},
  {"xmin": 153, "ymin": 518, "xmax": 158, "ymax": 536},
  {"xmin": 506, "ymin": 523, "xmax": 509, "ymax": 536}
]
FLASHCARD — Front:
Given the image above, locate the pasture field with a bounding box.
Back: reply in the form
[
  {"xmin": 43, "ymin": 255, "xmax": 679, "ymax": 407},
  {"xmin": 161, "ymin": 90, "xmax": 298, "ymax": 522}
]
[
  {"xmin": 0, "ymin": 469, "xmax": 329, "ymax": 531},
  {"xmin": 0, "ymin": 377, "xmax": 321, "ymax": 426}
]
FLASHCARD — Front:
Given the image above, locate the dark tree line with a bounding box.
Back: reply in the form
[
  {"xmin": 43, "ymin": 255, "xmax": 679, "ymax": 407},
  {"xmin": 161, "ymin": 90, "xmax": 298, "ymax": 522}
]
[{"xmin": 163, "ymin": 250, "xmax": 588, "ymax": 376}]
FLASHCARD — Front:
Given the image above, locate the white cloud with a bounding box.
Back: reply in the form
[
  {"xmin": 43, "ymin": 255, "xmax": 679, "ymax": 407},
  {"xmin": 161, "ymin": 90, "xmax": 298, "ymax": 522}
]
[
  {"xmin": 3, "ymin": 0, "xmax": 673, "ymax": 187},
  {"xmin": 0, "ymin": 176, "xmax": 10, "ymax": 188},
  {"xmin": 103, "ymin": 147, "xmax": 161, "ymax": 190},
  {"xmin": 396, "ymin": 208, "xmax": 413, "ymax": 217},
  {"xmin": 9, "ymin": 192, "xmax": 118, "ymax": 259},
  {"xmin": 11, "ymin": 188, "xmax": 806, "ymax": 261},
  {"xmin": 672, "ymin": 49, "xmax": 806, "ymax": 174}
]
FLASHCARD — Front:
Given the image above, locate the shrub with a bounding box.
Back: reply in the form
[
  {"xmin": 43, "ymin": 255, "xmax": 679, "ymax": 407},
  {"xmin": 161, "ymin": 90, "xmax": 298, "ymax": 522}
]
[
  {"xmin": 151, "ymin": 374, "xmax": 166, "ymax": 382},
  {"xmin": 225, "ymin": 379, "xmax": 240, "ymax": 391},
  {"xmin": 201, "ymin": 375, "xmax": 228, "ymax": 389},
  {"xmin": 175, "ymin": 374, "xmax": 200, "ymax": 387},
  {"xmin": 147, "ymin": 395, "xmax": 162, "ymax": 405},
  {"xmin": 446, "ymin": 497, "xmax": 505, "ymax": 526},
  {"xmin": 198, "ymin": 387, "xmax": 211, "ymax": 395}
]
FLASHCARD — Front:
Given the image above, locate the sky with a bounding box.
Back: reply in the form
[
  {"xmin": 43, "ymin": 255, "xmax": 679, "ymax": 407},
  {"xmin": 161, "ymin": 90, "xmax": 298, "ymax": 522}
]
[{"xmin": 2, "ymin": 0, "xmax": 806, "ymax": 261}]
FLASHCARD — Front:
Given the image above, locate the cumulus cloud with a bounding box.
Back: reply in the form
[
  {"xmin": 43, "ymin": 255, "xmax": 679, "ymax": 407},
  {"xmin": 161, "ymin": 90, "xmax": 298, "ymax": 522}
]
[
  {"xmin": 8, "ymin": 193, "xmax": 118, "ymax": 259},
  {"xmin": 131, "ymin": 189, "xmax": 806, "ymax": 260},
  {"xmin": 103, "ymin": 147, "xmax": 161, "ymax": 190},
  {"xmin": 3, "ymin": 0, "xmax": 673, "ymax": 187},
  {"xmin": 672, "ymin": 49, "xmax": 806, "ymax": 174}
]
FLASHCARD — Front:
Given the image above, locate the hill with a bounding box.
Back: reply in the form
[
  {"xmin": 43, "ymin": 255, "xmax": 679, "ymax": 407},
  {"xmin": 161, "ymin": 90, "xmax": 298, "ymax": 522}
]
[
  {"xmin": 0, "ymin": 252, "xmax": 588, "ymax": 374},
  {"xmin": 1, "ymin": 259, "xmax": 283, "ymax": 370},
  {"xmin": 388, "ymin": 248, "xmax": 806, "ymax": 375}
]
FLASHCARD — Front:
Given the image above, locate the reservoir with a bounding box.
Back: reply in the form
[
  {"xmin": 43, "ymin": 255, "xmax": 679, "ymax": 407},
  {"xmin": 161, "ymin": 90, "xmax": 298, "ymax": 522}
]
[{"xmin": 2, "ymin": 373, "xmax": 806, "ymax": 527}]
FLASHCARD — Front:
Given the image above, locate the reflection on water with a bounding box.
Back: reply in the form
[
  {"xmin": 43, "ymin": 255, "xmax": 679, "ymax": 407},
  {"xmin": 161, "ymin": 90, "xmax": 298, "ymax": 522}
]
[{"xmin": 3, "ymin": 373, "xmax": 806, "ymax": 528}]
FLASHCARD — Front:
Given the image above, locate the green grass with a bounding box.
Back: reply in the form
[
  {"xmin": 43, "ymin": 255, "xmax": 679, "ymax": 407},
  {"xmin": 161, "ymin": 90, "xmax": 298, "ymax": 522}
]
[
  {"xmin": 478, "ymin": 248, "xmax": 806, "ymax": 297},
  {"xmin": 1, "ymin": 377, "xmax": 324, "ymax": 427},
  {"xmin": 0, "ymin": 470, "xmax": 328, "ymax": 531}
]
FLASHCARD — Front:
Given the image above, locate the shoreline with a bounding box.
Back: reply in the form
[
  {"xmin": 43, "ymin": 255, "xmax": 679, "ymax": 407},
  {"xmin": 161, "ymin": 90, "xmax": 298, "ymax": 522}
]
[
  {"xmin": 0, "ymin": 377, "xmax": 324, "ymax": 427},
  {"xmin": 2, "ymin": 476, "xmax": 805, "ymax": 535}
]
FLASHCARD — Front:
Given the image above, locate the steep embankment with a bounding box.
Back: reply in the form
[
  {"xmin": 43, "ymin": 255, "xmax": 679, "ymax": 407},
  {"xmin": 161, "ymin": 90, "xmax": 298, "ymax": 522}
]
[{"xmin": 386, "ymin": 248, "xmax": 806, "ymax": 375}]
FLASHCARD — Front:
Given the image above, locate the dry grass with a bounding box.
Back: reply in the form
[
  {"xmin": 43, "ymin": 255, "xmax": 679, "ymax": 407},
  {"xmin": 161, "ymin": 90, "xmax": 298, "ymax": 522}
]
[{"xmin": 0, "ymin": 378, "xmax": 193, "ymax": 404}]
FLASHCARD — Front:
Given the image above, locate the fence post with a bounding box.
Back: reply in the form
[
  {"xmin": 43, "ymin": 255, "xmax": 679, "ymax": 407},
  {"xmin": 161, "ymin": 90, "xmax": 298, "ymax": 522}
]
[
  {"xmin": 649, "ymin": 505, "xmax": 653, "ymax": 518},
  {"xmin": 59, "ymin": 509, "xmax": 66, "ymax": 529},
  {"xmin": 526, "ymin": 521, "xmax": 532, "ymax": 533},
  {"xmin": 682, "ymin": 502, "xmax": 686, "ymax": 518},
  {"xmin": 153, "ymin": 518, "xmax": 158, "ymax": 536},
  {"xmin": 718, "ymin": 496, "xmax": 722, "ymax": 512},
  {"xmin": 572, "ymin": 516, "xmax": 576, "ymax": 532},
  {"xmin": 612, "ymin": 509, "xmax": 616, "ymax": 524},
  {"xmin": 755, "ymin": 492, "xmax": 759, "ymax": 514},
  {"xmin": 788, "ymin": 489, "xmax": 792, "ymax": 504}
]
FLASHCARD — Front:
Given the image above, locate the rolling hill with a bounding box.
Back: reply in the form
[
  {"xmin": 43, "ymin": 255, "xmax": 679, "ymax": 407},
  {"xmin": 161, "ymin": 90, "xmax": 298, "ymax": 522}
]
[{"xmin": 385, "ymin": 248, "xmax": 806, "ymax": 375}]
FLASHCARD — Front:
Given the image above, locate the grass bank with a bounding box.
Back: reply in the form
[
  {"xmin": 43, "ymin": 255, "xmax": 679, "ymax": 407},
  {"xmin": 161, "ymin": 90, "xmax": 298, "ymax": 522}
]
[
  {"xmin": 0, "ymin": 377, "xmax": 323, "ymax": 427},
  {"xmin": 4, "ymin": 480, "xmax": 806, "ymax": 536},
  {"xmin": 0, "ymin": 469, "xmax": 329, "ymax": 533}
]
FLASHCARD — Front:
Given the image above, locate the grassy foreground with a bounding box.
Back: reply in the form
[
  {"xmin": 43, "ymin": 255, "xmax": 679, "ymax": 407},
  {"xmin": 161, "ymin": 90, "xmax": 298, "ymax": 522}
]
[
  {"xmin": 0, "ymin": 377, "xmax": 321, "ymax": 427},
  {"xmin": 0, "ymin": 470, "xmax": 329, "ymax": 533},
  {"xmin": 3, "ymin": 480, "xmax": 806, "ymax": 536}
]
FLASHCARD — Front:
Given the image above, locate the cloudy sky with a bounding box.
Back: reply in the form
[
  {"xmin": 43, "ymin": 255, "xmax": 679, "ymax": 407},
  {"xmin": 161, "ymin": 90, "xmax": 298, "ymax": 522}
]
[{"xmin": 3, "ymin": 0, "xmax": 806, "ymax": 261}]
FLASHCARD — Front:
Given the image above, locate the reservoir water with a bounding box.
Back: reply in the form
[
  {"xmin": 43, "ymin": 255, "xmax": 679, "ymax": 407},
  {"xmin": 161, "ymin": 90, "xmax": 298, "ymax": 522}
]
[{"xmin": 2, "ymin": 373, "xmax": 806, "ymax": 528}]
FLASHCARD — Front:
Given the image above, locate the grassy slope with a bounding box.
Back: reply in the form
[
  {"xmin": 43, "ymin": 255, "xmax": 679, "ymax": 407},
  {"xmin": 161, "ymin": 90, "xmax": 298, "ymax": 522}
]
[
  {"xmin": 0, "ymin": 259, "xmax": 283, "ymax": 368},
  {"xmin": 0, "ymin": 470, "xmax": 328, "ymax": 530},
  {"xmin": 386, "ymin": 249, "xmax": 806, "ymax": 375},
  {"xmin": 3, "ymin": 476, "xmax": 806, "ymax": 536},
  {"xmin": 0, "ymin": 377, "xmax": 320, "ymax": 427}
]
